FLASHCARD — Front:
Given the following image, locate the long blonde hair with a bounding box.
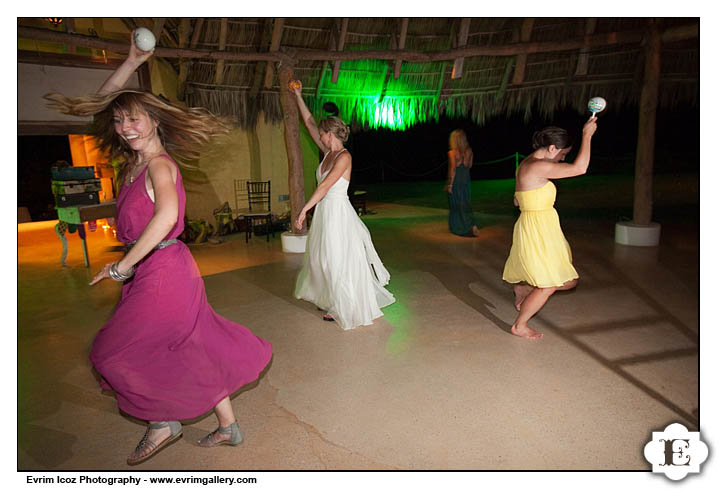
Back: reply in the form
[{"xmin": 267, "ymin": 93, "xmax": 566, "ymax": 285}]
[
  {"xmin": 449, "ymin": 129, "xmax": 470, "ymax": 152},
  {"xmin": 44, "ymin": 90, "xmax": 231, "ymax": 183}
]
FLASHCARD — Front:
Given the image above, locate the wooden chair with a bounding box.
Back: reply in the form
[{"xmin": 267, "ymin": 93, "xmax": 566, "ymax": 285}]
[
  {"xmin": 234, "ymin": 179, "xmax": 249, "ymax": 214},
  {"xmin": 236, "ymin": 180, "xmax": 273, "ymax": 242}
]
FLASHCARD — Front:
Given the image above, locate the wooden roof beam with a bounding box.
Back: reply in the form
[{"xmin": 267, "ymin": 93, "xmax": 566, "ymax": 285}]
[
  {"xmin": 177, "ymin": 18, "xmax": 192, "ymax": 100},
  {"xmin": 18, "ymin": 23, "xmax": 697, "ymax": 63},
  {"xmin": 151, "ymin": 18, "xmax": 166, "ymax": 45},
  {"xmin": 512, "ymin": 18, "xmax": 535, "ymax": 85},
  {"xmin": 394, "ymin": 18, "xmax": 409, "ymax": 79},
  {"xmin": 189, "ymin": 18, "xmax": 204, "ymax": 48},
  {"xmin": 65, "ymin": 18, "xmax": 76, "ymax": 54},
  {"xmin": 451, "ymin": 18, "xmax": 471, "ymax": 79},
  {"xmin": 264, "ymin": 18, "xmax": 285, "ymax": 88},
  {"xmin": 316, "ymin": 20, "xmax": 339, "ymax": 99},
  {"xmin": 214, "ymin": 18, "xmax": 229, "ymax": 86},
  {"xmin": 331, "ymin": 18, "xmax": 349, "ymax": 84},
  {"xmin": 249, "ymin": 18, "xmax": 271, "ymax": 98},
  {"xmin": 575, "ymin": 18, "xmax": 597, "ymax": 76}
]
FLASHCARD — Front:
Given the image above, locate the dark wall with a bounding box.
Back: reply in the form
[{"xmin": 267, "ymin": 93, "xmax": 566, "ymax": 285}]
[{"xmin": 18, "ymin": 135, "xmax": 72, "ymax": 221}]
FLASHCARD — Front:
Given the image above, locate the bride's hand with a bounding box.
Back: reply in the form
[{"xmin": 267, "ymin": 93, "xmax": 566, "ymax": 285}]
[{"xmin": 295, "ymin": 210, "xmax": 307, "ymax": 229}]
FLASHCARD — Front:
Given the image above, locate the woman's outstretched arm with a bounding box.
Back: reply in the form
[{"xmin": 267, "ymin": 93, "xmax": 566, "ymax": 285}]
[
  {"xmin": 98, "ymin": 30, "xmax": 154, "ymax": 95},
  {"xmin": 531, "ymin": 118, "xmax": 598, "ymax": 180},
  {"xmin": 289, "ymin": 83, "xmax": 328, "ymax": 153}
]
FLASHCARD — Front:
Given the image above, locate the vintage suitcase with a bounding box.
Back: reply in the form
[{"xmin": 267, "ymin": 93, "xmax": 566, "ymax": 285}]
[
  {"xmin": 55, "ymin": 192, "xmax": 100, "ymax": 207},
  {"xmin": 50, "ymin": 166, "xmax": 96, "ymax": 181},
  {"xmin": 56, "ymin": 201, "xmax": 116, "ymax": 224},
  {"xmin": 51, "ymin": 179, "xmax": 102, "ymax": 195}
]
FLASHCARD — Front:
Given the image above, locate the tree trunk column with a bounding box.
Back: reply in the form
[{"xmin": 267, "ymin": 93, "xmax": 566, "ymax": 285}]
[
  {"xmin": 278, "ymin": 63, "xmax": 306, "ymax": 234},
  {"xmin": 633, "ymin": 21, "xmax": 661, "ymax": 225},
  {"xmin": 615, "ymin": 20, "xmax": 662, "ymax": 247}
]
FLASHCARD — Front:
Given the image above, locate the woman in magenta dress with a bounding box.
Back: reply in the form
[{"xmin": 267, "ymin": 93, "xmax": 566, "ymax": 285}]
[{"xmin": 45, "ymin": 34, "xmax": 272, "ymax": 465}]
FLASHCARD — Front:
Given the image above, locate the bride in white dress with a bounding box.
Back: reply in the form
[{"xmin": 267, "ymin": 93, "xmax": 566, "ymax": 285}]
[{"xmin": 290, "ymin": 82, "xmax": 395, "ymax": 330}]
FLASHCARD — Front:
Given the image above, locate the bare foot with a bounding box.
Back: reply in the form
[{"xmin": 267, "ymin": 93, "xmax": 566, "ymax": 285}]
[
  {"xmin": 513, "ymin": 284, "xmax": 533, "ymax": 311},
  {"xmin": 511, "ymin": 324, "xmax": 543, "ymax": 340},
  {"xmin": 471, "ymin": 225, "xmax": 480, "ymax": 236},
  {"xmin": 322, "ymin": 314, "xmax": 335, "ymax": 322}
]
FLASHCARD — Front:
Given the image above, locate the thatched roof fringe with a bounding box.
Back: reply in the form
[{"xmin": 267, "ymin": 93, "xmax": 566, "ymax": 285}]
[
  {"xmin": 17, "ymin": 18, "xmax": 697, "ymax": 130},
  {"xmin": 188, "ymin": 70, "xmax": 696, "ymax": 130}
]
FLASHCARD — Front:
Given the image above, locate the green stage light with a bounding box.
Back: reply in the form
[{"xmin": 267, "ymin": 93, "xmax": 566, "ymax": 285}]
[{"xmin": 309, "ymin": 56, "xmax": 441, "ymax": 131}]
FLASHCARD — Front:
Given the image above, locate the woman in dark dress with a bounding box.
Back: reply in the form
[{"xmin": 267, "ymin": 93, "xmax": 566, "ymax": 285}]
[{"xmin": 446, "ymin": 129, "xmax": 480, "ymax": 237}]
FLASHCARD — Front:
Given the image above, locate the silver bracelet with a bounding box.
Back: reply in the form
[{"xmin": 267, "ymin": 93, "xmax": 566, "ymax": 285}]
[{"xmin": 108, "ymin": 262, "xmax": 135, "ymax": 282}]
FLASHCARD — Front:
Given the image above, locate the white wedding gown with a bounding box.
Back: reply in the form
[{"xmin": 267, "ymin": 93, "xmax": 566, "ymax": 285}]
[{"xmin": 294, "ymin": 150, "xmax": 395, "ymax": 330}]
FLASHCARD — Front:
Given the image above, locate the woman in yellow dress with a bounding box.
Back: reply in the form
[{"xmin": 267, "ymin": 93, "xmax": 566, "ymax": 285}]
[{"xmin": 503, "ymin": 118, "xmax": 598, "ymax": 339}]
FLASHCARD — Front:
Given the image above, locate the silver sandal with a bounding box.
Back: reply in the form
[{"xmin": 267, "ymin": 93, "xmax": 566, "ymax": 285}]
[
  {"xmin": 197, "ymin": 421, "xmax": 243, "ymax": 447},
  {"xmin": 127, "ymin": 421, "xmax": 183, "ymax": 465}
]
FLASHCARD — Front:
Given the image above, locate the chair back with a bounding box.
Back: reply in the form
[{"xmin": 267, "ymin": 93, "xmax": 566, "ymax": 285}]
[
  {"xmin": 247, "ymin": 181, "xmax": 271, "ymax": 212},
  {"xmin": 234, "ymin": 179, "xmax": 249, "ymax": 212}
]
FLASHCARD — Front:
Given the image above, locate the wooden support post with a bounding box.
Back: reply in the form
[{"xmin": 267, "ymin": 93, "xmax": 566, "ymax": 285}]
[
  {"xmin": 451, "ymin": 18, "xmax": 471, "ymax": 79},
  {"xmin": 264, "ymin": 18, "xmax": 285, "ymax": 88},
  {"xmin": 331, "ymin": 18, "xmax": 349, "ymax": 83},
  {"xmin": 512, "ymin": 18, "xmax": 535, "ymax": 85},
  {"xmin": 394, "ymin": 18, "xmax": 409, "ymax": 79},
  {"xmin": 633, "ymin": 21, "xmax": 661, "ymax": 226},
  {"xmin": 215, "ymin": 18, "xmax": 228, "ymax": 86},
  {"xmin": 278, "ymin": 63, "xmax": 306, "ymax": 234}
]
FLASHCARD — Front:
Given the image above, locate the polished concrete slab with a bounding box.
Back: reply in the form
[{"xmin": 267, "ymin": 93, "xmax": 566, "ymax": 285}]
[{"xmin": 17, "ymin": 201, "xmax": 699, "ymax": 471}]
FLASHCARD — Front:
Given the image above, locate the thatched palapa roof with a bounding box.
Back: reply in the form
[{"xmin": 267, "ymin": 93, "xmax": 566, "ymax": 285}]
[{"xmin": 18, "ymin": 17, "xmax": 699, "ymax": 130}]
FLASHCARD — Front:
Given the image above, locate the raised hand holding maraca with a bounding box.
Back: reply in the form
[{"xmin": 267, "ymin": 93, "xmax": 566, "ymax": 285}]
[
  {"xmin": 128, "ymin": 28, "xmax": 155, "ymax": 65},
  {"xmin": 288, "ymin": 79, "xmax": 303, "ymax": 96},
  {"xmin": 582, "ymin": 115, "xmax": 598, "ymax": 139}
]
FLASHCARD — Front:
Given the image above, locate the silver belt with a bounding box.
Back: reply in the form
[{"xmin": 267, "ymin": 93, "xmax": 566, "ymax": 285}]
[{"xmin": 125, "ymin": 238, "xmax": 178, "ymax": 251}]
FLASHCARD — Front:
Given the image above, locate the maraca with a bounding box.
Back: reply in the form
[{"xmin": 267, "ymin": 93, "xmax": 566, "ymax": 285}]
[
  {"xmin": 133, "ymin": 27, "xmax": 156, "ymax": 52},
  {"xmin": 288, "ymin": 79, "xmax": 302, "ymax": 91},
  {"xmin": 587, "ymin": 96, "xmax": 606, "ymax": 118}
]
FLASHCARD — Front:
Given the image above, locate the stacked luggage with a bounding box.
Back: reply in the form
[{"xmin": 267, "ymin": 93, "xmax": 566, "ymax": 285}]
[{"xmin": 51, "ymin": 166, "xmax": 102, "ymax": 207}]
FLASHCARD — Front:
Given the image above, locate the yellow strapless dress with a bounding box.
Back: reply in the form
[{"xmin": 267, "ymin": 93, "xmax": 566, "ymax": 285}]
[{"xmin": 502, "ymin": 181, "xmax": 578, "ymax": 287}]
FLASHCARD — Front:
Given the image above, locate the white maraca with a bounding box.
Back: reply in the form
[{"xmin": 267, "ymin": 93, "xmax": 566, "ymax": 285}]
[
  {"xmin": 133, "ymin": 27, "xmax": 156, "ymax": 52},
  {"xmin": 587, "ymin": 96, "xmax": 606, "ymax": 118}
]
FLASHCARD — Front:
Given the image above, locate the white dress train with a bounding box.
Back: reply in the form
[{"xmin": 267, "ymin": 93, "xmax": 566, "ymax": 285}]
[{"xmin": 294, "ymin": 150, "xmax": 395, "ymax": 330}]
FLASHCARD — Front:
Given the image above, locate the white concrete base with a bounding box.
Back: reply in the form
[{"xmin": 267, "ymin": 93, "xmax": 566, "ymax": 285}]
[
  {"xmin": 281, "ymin": 231, "xmax": 308, "ymax": 253},
  {"xmin": 614, "ymin": 221, "xmax": 661, "ymax": 247}
]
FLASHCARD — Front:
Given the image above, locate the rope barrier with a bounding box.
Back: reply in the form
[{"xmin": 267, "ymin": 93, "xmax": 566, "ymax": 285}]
[{"xmin": 351, "ymin": 152, "xmax": 528, "ymax": 178}]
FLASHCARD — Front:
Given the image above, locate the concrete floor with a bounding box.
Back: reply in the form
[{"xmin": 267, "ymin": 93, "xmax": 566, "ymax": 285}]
[{"xmin": 17, "ymin": 201, "xmax": 699, "ymax": 472}]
